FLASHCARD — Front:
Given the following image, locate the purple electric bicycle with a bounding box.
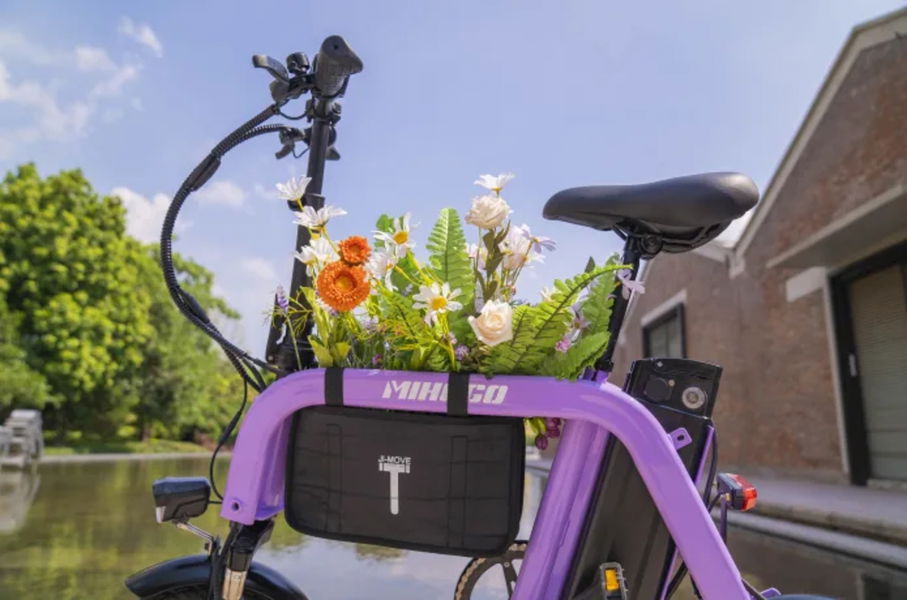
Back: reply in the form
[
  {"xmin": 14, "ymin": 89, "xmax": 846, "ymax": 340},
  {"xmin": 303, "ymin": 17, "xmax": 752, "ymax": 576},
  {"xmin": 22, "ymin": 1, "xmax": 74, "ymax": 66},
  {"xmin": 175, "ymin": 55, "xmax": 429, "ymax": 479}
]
[{"xmin": 125, "ymin": 36, "xmax": 832, "ymax": 600}]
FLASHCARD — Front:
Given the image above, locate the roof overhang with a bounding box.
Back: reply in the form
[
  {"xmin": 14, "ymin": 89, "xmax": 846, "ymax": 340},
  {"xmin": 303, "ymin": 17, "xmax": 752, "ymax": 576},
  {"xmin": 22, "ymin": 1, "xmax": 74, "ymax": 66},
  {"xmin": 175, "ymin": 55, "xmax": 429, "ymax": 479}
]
[
  {"xmin": 732, "ymin": 7, "xmax": 907, "ymax": 259},
  {"xmin": 766, "ymin": 183, "xmax": 907, "ymax": 270}
]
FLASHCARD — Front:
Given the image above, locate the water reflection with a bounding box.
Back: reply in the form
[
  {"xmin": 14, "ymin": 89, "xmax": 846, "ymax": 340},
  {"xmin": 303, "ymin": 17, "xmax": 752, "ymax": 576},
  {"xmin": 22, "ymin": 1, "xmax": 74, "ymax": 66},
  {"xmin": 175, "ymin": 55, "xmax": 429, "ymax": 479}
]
[
  {"xmin": 0, "ymin": 457, "xmax": 903, "ymax": 600},
  {"xmin": 0, "ymin": 466, "xmax": 40, "ymax": 533}
]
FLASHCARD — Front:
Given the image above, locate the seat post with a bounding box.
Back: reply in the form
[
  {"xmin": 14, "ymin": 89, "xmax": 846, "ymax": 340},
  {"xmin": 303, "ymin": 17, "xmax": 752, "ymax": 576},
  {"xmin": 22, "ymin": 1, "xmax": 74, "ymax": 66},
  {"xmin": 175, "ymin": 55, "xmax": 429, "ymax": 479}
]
[{"xmin": 593, "ymin": 236, "xmax": 645, "ymax": 374}]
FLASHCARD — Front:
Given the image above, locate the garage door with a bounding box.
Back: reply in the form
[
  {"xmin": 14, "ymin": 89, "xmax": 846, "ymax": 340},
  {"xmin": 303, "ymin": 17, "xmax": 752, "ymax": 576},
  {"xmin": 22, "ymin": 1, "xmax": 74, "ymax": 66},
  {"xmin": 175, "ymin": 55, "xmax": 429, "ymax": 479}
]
[{"xmin": 847, "ymin": 256, "xmax": 907, "ymax": 482}]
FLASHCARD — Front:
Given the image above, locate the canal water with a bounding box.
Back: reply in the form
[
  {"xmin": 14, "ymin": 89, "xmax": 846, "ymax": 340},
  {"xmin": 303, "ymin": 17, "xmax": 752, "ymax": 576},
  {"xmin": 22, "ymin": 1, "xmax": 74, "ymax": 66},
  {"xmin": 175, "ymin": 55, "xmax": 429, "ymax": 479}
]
[{"xmin": 0, "ymin": 457, "xmax": 905, "ymax": 599}]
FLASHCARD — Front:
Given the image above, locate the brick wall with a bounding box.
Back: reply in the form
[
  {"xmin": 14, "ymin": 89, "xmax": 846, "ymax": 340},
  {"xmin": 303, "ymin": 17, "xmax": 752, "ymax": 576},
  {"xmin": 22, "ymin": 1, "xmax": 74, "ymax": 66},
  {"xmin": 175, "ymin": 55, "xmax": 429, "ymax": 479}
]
[{"xmin": 613, "ymin": 33, "xmax": 907, "ymax": 481}]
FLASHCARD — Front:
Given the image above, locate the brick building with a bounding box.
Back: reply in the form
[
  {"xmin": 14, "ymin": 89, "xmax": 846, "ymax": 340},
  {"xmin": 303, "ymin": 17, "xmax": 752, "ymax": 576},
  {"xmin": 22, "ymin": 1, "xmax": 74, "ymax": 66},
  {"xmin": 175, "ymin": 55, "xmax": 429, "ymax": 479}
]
[{"xmin": 613, "ymin": 8, "xmax": 907, "ymax": 486}]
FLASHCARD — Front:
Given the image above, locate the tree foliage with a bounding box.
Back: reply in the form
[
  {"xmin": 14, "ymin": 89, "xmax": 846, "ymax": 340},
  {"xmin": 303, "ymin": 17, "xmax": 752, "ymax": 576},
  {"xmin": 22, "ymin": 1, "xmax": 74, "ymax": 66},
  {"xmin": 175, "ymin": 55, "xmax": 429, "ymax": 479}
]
[{"xmin": 0, "ymin": 164, "xmax": 242, "ymax": 441}]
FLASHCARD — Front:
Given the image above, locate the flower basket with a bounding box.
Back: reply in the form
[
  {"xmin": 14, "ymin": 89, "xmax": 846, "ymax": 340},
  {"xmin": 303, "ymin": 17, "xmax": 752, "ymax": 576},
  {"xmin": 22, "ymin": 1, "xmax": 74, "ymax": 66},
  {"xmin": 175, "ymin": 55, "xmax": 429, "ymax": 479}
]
[{"xmin": 274, "ymin": 172, "xmax": 632, "ymax": 447}]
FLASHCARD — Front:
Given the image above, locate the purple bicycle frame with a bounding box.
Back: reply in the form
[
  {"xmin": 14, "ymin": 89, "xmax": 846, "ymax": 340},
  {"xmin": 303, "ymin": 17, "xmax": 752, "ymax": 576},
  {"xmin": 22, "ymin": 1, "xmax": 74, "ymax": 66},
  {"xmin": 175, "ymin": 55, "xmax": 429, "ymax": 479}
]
[{"xmin": 220, "ymin": 368, "xmax": 749, "ymax": 600}]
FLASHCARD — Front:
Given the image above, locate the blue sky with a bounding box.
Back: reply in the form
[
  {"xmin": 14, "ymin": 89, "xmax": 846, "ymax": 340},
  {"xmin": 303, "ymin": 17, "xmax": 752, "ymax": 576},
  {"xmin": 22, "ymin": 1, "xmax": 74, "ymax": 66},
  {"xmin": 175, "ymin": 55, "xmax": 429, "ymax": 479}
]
[{"xmin": 1, "ymin": 0, "xmax": 904, "ymax": 354}]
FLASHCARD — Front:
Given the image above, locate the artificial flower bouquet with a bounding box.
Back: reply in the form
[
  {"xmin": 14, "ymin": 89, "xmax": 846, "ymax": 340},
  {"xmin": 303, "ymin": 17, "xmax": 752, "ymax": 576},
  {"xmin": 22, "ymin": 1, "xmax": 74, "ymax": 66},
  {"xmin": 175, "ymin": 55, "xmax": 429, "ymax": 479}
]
[{"xmin": 274, "ymin": 173, "xmax": 634, "ymax": 448}]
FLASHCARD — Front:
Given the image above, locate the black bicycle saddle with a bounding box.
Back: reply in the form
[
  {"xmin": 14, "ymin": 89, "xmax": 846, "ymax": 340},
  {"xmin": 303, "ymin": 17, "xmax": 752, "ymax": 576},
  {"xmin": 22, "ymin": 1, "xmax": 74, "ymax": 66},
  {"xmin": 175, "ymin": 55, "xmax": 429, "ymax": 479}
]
[{"xmin": 543, "ymin": 172, "xmax": 759, "ymax": 253}]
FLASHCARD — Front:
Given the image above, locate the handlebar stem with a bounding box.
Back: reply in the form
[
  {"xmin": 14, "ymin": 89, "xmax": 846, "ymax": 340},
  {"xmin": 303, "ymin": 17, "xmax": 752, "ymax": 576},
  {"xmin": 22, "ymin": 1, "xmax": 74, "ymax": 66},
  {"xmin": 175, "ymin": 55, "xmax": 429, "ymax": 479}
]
[{"xmin": 271, "ymin": 106, "xmax": 338, "ymax": 374}]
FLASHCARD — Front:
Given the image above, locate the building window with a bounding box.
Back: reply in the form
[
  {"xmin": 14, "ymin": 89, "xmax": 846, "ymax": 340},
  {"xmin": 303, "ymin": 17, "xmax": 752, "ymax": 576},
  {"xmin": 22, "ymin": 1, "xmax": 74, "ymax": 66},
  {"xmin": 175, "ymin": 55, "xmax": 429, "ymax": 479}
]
[{"xmin": 643, "ymin": 304, "xmax": 686, "ymax": 358}]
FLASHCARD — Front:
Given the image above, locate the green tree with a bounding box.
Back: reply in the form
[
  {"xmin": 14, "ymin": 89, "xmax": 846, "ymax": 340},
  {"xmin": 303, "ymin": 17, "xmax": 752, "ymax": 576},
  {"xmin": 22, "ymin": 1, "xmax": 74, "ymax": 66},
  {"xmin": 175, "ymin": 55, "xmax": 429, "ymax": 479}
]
[
  {"xmin": 0, "ymin": 164, "xmax": 153, "ymax": 436},
  {"xmin": 0, "ymin": 164, "xmax": 245, "ymax": 441},
  {"xmin": 0, "ymin": 295, "xmax": 51, "ymax": 411},
  {"xmin": 132, "ymin": 246, "xmax": 245, "ymax": 441}
]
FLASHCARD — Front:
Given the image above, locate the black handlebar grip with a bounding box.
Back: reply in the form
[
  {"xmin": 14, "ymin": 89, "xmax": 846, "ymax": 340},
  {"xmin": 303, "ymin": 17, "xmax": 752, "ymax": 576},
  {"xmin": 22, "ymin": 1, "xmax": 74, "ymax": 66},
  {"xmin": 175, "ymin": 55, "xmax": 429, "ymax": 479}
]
[{"xmin": 313, "ymin": 35, "xmax": 363, "ymax": 98}]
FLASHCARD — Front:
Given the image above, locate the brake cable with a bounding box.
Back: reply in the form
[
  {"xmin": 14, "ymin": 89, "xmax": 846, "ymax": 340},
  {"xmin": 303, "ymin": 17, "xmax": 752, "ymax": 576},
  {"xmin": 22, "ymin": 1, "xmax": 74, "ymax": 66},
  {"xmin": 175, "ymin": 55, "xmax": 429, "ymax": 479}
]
[{"xmin": 159, "ymin": 104, "xmax": 298, "ymax": 391}]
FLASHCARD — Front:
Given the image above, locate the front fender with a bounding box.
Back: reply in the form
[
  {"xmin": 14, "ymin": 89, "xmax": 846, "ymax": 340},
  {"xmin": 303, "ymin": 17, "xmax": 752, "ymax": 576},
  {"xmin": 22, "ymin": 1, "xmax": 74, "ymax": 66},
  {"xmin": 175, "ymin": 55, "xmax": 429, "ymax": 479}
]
[{"xmin": 124, "ymin": 554, "xmax": 307, "ymax": 600}]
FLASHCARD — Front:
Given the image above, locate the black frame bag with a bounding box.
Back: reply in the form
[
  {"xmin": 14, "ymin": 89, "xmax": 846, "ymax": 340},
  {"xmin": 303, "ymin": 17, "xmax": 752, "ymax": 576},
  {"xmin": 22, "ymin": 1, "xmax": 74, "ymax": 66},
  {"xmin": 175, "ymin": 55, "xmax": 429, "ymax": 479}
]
[{"xmin": 285, "ymin": 383, "xmax": 525, "ymax": 556}]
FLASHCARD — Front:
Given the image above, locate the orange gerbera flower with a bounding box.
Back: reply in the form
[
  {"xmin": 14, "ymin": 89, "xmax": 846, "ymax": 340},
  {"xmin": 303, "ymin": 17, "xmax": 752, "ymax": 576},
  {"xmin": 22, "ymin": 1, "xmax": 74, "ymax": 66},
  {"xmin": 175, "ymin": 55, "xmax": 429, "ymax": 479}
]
[
  {"xmin": 316, "ymin": 260, "xmax": 371, "ymax": 312},
  {"xmin": 338, "ymin": 235, "xmax": 371, "ymax": 265}
]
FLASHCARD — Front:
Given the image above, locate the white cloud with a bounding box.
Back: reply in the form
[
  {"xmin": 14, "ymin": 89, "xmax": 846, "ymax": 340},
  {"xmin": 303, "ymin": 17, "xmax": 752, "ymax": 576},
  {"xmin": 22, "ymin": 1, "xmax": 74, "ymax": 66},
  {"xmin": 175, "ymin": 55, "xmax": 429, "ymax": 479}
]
[
  {"xmin": 75, "ymin": 46, "xmax": 116, "ymax": 71},
  {"xmin": 89, "ymin": 63, "xmax": 139, "ymax": 98},
  {"xmin": 0, "ymin": 60, "xmax": 92, "ymax": 143},
  {"xmin": 118, "ymin": 17, "xmax": 163, "ymax": 58},
  {"xmin": 0, "ymin": 29, "xmax": 143, "ymax": 159},
  {"xmin": 0, "ymin": 30, "xmax": 63, "ymax": 65},
  {"xmin": 112, "ymin": 186, "xmax": 189, "ymax": 243},
  {"xmin": 240, "ymin": 257, "xmax": 278, "ymax": 281},
  {"xmin": 194, "ymin": 179, "xmax": 246, "ymax": 208},
  {"xmin": 253, "ymin": 182, "xmax": 275, "ymax": 201}
]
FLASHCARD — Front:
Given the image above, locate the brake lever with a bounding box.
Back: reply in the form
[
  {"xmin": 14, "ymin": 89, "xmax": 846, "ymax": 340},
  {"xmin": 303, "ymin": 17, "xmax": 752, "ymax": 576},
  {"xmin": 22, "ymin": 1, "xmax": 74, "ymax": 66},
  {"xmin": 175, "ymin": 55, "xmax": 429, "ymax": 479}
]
[
  {"xmin": 275, "ymin": 127, "xmax": 310, "ymax": 160},
  {"xmin": 252, "ymin": 54, "xmax": 289, "ymax": 82}
]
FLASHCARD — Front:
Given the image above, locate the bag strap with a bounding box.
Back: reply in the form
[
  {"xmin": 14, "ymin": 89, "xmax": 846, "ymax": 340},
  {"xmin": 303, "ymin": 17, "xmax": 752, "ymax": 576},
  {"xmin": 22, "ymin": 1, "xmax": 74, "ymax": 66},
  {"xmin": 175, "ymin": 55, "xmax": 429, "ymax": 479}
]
[
  {"xmin": 324, "ymin": 367, "xmax": 469, "ymax": 415},
  {"xmin": 447, "ymin": 372, "xmax": 469, "ymax": 416},
  {"xmin": 325, "ymin": 367, "xmax": 344, "ymax": 406}
]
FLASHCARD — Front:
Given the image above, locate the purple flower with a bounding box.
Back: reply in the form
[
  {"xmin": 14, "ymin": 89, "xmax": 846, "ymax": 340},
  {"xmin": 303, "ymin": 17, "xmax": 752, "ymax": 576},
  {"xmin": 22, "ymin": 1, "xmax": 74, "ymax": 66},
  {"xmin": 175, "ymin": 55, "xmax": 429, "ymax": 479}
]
[
  {"xmin": 361, "ymin": 316, "xmax": 379, "ymax": 333},
  {"xmin": 455, "ymin": 344, "xmax": 469, "ymax": 360},
  {"xmin": 372, "ymin": 354, "xmax": 383, "ymax": 366},
  {"xmin": 555, "ymin": 337, "xmax": 572, "ymax": 353},
  {"xmin": 547, "ymin": 425, "xmax": 561, "ymax": 439},
  {"xmin": 275, "ymin": 285, "xmax": 289, "ymax": 313},
  {"xmin": 535, "ymin": 434, "xmax": 549, "ymax": 451},
  {"xmin": 571, "ymin": 303, "xmax": 590, "ymax": 331}
]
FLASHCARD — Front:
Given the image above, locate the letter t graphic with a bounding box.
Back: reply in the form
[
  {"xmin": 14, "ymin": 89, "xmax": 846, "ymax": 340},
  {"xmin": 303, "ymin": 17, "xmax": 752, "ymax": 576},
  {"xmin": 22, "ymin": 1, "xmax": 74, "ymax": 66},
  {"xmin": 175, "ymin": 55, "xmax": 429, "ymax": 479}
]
[{"xmin": 378, "ymin": 461, "xmax": 410, "ymax": 515}]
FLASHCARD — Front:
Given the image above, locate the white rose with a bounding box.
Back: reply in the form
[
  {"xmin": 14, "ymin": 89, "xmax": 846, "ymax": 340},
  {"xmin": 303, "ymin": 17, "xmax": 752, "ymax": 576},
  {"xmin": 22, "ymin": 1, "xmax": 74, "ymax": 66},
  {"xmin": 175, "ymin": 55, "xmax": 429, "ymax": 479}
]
[
  {"xmin": 465, "ymin": 194, "xmax": 511, "ymax": 229},
  {"xmin": 468, "ymin": 300, "xmax": 514, "ymax": 347}
]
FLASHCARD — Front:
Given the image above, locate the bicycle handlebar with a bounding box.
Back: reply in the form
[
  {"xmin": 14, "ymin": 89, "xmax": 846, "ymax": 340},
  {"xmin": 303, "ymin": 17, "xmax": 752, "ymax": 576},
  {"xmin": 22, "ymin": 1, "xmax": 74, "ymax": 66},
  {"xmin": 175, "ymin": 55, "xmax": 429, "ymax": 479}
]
[{"xmin": 313, "ymin": 35, "xmax": 363, "ymax": 98}]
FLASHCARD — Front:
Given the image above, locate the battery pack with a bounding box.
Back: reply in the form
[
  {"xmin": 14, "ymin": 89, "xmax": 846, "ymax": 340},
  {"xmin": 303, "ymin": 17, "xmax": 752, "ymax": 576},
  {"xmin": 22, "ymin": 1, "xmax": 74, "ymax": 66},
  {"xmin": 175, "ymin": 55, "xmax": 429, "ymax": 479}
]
[{"xmin": 563, "ymin": 358, "xmax": 722, "ymax": 600}]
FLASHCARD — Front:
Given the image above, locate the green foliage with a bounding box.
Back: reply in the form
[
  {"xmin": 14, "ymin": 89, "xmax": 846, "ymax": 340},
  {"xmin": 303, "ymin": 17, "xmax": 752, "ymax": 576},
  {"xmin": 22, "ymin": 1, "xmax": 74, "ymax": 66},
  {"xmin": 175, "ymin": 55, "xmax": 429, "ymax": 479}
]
[
  {"xmin": 375, "ymin": 290, "xmax": 449, "ymax": 371},
  {"xmin": 484, "ymin": 304, "xmax": 535, "ymax": 373},
  {"xmin": 426, "ymin": 207, "xmax": 474, "ymax": 309},
  {"xmin": 579, "ymin": 254, "xmax": 619, "ymax": 334},
  {"xmin": 130, "ymin": 245, "xmax": 245, "ymax": 441},
  {"xmin": 484, "ymin": 266, "xmax": 613, "ymax": 376},
  {"xmin": 539, "ymin": 332, "xmax": 609, "ymax": 379},
  {"xmin": 0, "ymin": 164, "xmax": 242, "ymax": 441},
  {"xmin": 0, "ymin": 296, "xmax": 52, "ymax": 409}
]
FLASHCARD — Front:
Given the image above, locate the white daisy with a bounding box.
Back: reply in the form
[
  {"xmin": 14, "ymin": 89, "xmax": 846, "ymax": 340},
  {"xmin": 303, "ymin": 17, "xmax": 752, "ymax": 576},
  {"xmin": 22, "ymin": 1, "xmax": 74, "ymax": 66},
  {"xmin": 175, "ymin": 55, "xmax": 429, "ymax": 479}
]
[
  {"xmin": 365, "ymin": 248, "xmax": 399, "ymax": 290},
  {"xmin": 294, "ymin": 237, "xmax": 338, "ymax": 275},
  {"xmin": 276, "ymin": 176, "xmax": 312, "ymax": 202},
  {"xmin": 474, "ymin": 173, "xmax": 515, "ymax": 194},
  {"xmin": 374, "ymin": 213, "xmax": 415, "ymax": 257},
  {"xmin": 293, "ymin": 204, "xmax": 347, "ymax": 230},
  {"xmin": 413, "ymin": 282, "xmax": 463, "ymax": 325}
]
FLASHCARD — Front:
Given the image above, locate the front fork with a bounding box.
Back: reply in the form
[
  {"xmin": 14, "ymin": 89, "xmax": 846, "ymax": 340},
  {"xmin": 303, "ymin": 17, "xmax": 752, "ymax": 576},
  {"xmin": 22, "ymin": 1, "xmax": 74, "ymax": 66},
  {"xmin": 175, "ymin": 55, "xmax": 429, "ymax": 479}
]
[
  {"xmin": 209, "ymin": 519, "xmax": 275, "ymax": 600},
  {"xmin": 175, "ymin": 517, "xmax": 274, "ymax": 600}
]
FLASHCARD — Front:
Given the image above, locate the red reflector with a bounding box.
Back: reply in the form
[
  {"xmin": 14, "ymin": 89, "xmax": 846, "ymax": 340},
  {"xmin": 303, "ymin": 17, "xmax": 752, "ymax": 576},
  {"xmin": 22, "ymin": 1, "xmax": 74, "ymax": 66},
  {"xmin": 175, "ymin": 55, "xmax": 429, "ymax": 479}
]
[
  {"xmin": 718, "ymin": 472, "xmax": 758, "ymax": 511},
  {"xmin": 741, "ymin": 486, "xmax": 758, "ymax": 511}
]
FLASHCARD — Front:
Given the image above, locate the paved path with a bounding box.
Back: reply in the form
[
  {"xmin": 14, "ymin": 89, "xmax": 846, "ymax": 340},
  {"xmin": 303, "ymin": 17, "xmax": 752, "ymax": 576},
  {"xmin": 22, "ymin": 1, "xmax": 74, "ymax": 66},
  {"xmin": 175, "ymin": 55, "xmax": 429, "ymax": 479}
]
[
  {"xmin": 745, "ymin": 474, "xmax": 907, "ymax": 546},
  {"xmin": 527, "ymin": 458, "xmax": 907, "ymax": 567}
]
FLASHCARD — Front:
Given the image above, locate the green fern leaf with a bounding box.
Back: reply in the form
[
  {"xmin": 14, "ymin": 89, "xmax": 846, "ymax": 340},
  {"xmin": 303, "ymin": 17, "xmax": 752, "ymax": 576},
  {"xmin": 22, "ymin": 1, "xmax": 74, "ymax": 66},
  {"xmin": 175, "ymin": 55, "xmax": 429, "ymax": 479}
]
[
  {"xmin": 540, "ymin": 331, "xmax": 609, "ymax": 379},
  {"xmin": 515, "ymin": 267, "xmax": 612, "ymax": 373},
  {"xmin": 426, "ymin": 208, "xmax": 474, "ymax": 306},
  {"xmin": 581, "ymin": 256, "xmax": 620, "ymax": 335},
  {"xmin": 381, "ymin": 292, "xmax": 430, "ymax": 344},
  {"xmin": 484, "ymin": 305, "xmax": 537, "ymax": 374}
]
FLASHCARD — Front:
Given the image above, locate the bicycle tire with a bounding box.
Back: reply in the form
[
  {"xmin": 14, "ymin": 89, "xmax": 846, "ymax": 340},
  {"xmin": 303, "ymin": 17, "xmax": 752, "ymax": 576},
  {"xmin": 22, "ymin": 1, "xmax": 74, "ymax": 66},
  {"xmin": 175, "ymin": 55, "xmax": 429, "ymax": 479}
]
[{"xmin": 454, "ymin": 542, "xmax": 528, "ymax": 599}]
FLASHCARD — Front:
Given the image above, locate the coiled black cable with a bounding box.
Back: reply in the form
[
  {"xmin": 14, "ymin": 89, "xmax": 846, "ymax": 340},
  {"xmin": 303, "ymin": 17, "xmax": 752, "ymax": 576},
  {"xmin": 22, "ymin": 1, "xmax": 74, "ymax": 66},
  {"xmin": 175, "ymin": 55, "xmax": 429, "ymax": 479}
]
[{"xmin": 159, "ymin": 104, "xmax": 292, "ymax": 391}]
